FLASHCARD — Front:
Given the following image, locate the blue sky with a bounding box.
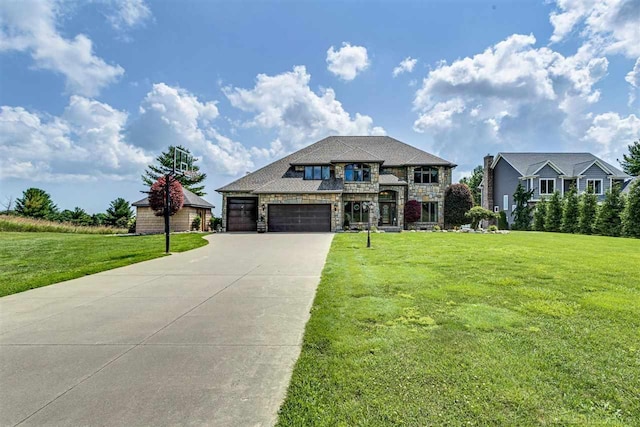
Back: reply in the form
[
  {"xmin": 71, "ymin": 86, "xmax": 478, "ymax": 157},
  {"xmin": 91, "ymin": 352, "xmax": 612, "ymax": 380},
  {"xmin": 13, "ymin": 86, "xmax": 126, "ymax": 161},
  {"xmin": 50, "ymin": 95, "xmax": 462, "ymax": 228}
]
[{"xmin": 1, "ymin": 0, "xmax": 639, "ymax": 214}]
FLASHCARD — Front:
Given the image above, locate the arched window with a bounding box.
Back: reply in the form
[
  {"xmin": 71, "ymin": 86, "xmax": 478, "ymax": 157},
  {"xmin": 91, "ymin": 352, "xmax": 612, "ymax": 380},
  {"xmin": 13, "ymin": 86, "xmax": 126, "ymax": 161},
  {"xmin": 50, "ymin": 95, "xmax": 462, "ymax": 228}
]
[
  {"xmin": 344, "ymin": 163, "xmax": 371, "ymax": 182},
  {"xmin": 414, "ymin": 166, "xmax": 439, "ymax": 184}
]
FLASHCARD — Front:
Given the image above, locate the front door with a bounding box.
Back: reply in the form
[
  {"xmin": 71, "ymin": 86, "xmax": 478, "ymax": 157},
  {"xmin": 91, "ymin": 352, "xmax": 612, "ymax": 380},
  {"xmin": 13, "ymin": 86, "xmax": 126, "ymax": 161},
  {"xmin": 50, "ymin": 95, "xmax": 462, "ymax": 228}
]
[{"xmin": 379, "ymin": 202, "xmax": 396, "ymax": 226}]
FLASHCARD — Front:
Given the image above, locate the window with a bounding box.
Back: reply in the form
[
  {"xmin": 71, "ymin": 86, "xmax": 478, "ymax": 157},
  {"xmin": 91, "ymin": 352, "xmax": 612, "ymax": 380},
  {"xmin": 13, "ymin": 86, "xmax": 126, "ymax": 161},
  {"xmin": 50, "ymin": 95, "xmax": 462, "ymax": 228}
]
[
  {"xmin": 421, "ymin": 202, "xmax": 438, "ymax": 222},
  {"xmin": 344, "ymin": 201, "xmax": 370, "ymax": 223},
  {"xmin": 540, "ymin": 178, "xmax": 555, "ymax": 195},
  {"xmin": 304, "ymin": 165, "xmax": 330, "ymax": 180},
  {"xmin": 586, "ymin": 179, "xmax": 603, "ymax": 195},
  {"xmin": 503, "ymin": 195, "xmax": 509, "ymax": 211},
  {"xmin": 413, "ymin": 167, "xmax": 439, "ymax": 184},
  {"xmin": 344, "ymin": 163, "xmax": 371, "ymax": 182}
]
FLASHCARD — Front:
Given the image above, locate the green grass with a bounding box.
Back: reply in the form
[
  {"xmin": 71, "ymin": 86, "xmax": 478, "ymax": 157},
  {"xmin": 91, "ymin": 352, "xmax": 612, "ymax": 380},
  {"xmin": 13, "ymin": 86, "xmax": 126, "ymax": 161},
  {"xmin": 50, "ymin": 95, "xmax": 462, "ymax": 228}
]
[
  {"xmin": 0, "ymin": 215, "xmax": 128, "ymax": 234},
  {"xmin": 277, "ymin": 232, "xmax": 640, "ymax": 426},
  {"xmin": 0, "ymin": 232, "xmax": 209, "ymax": 297}
]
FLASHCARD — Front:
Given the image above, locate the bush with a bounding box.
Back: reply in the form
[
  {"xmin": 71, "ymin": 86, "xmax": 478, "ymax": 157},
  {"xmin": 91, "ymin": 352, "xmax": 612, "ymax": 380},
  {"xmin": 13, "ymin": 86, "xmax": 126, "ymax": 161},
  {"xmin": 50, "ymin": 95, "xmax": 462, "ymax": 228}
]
[
  {"xmin": 465, "ymin": 206, "xmax": 497, "ymax": 230},
  {"xmin": 433, "ymin": 225, "xmax": 441, "ymax": 231},
  {"xmin": 622, "ymin": 179, "xmax": 640, "ymax": 238},
  {"xmin": 209, "ymin": 216, "xmax": 222, "ymax": 231},
  {"xmin": 488, "ymin": 225, "xmax": 498, "ymax": 232},
  {"xmin": 444, "ymin": 184, "xmax": 474, "ymax": 227},
  {"xmin": 404, "ymin": 200, "xmax": 421, "ymax": 224},
  {"xmin": 127, "ymin": 218, "xmax": 136, "ymax": 234},
  {"xmin": 544, "ymin": 191, "xmax": 563, "ymax": 232},
  {"xmin": 191, "ymin": 215, "xmax": 201, "ymax": 231},
  {"xmin": 579, "ymin": 191, "xmax": 598, "ymax": 235},
  {"xmin": 498, "ymin": 211, "xmax": 509, "ymax": 230}
]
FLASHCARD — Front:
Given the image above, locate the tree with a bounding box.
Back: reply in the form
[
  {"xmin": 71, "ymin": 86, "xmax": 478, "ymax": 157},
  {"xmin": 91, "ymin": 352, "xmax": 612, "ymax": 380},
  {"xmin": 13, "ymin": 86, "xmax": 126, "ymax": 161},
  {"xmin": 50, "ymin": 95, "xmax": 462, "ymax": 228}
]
[
  {"xmin": 595, "ymin": 183, "xmax": 625, "ymax": 236},
  {"xmin": 511, "ymin": 182, "xmax": 534, "ymax": 230},
  {"xmin": 622, "ymin": 179, "xmax": 640, "ymax": 238},
  {"xmin": 459, "ymin": 165, "xmax": 483, "ymax": 205},
  {"xmin": 15, "ymin": 188, "xmax": 58, "ymax": 219},
  {"xmin": 533, "ymin": 198, "xmax": 547, "ymax": 231},
  {"xmin": 148, "ymin": 176, "xmax": 184, "ymax": 217},
  {"xmin": 444, "ymin": 183, "xmax": 474, "ymax": 227},
  {"xmin": 561, "ymin": 186, "xmax": 579, "ymax": 233},
  {"xmin": 544, "ymin": 191, "xmax": 563, "ymax": 232},
  {"xmin": 465, "ymin": 206, "xmax": 497, "ymax": 230},
  {"xmin": 142, "ymin": 145, "xmax": 206, "ymax": 195},
  {"xmin": 619, "ymin": 140, "xmax": 640, "ymax": 176},
  {"xmin": 404, "ymin": 200, "xmax": 421, "ymax": 226},
  {"xmin": 105, "ymin": 198, "xmax": 133, "ymax": 228},
  {"xmin": 92, "ymin": 213, "xmax": 107, "ymax": 226},
  {"xmin": 1, "ymin": 195, "xmax": 14, "ymax": 215},
  {"xmin": 498, "ymin": 211, "xmax": 509, "ymax": 230},
  {"xmin": 578, "ymin": 190, "xmax": 598, "ymax": 235}
]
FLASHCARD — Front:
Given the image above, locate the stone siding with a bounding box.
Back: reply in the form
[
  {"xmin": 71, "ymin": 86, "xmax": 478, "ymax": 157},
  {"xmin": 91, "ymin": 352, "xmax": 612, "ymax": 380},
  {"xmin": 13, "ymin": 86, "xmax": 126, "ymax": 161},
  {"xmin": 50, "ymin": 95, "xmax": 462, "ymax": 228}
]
[
  {"xmin": 258, "ymin": 193, "xmax": 341, "ymax": 231},
  {"xmin": 335, "ymin": 163, "xmax": 380, "ymax": 193},
  {"xmin": 406, "ymin": 166, "xmax": 452, "ymax": 228},
  {"xmin": 379, "ymin": 185, "xmax": 406, "ymax": 228}
]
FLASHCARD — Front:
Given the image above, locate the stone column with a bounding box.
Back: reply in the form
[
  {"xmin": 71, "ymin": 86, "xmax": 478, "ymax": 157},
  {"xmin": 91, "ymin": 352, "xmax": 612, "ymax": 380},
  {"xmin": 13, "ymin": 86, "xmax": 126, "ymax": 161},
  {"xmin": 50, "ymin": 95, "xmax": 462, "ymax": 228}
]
[{"xmin": 482, "ymin": 155, "xmax": 494, "ymax": 211}]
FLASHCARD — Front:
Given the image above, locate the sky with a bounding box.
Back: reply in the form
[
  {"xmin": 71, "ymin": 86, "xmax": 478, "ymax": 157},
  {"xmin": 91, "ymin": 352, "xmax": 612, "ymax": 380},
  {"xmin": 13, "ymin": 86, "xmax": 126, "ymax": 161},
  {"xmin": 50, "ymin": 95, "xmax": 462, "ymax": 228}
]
[{"xmin": 1, "ymin": 0, "xmax": 639, "ymax": 215}]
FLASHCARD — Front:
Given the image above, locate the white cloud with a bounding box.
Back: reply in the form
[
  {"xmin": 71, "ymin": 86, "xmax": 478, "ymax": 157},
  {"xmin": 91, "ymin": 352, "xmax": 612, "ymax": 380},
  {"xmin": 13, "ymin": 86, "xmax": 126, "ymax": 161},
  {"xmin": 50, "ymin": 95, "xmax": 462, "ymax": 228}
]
[
  {"xmin": 106, "ymin": 0, "xmax": 152, "ymax": 31},
  {"xmin": 0, "ymin": 98, "xmax": 150, "ymax": 182},
  {"xmin": 326, "ymin": 43, "xmax": 370, "ymax": 81},
  {"xmin": 223, "ymin": 65, "xmax": 385, "ymax": 154},
  {"xmin": 393, "ymin": 57, "xmax": 418, "ymax": 77},
  {"xmin": 413, "ymin": 98, "xmax": 465, "ymax": 131},
  {"xmin": 583, "ymin": 112, "xmax": 640, "ymax": 163},
  {"xmin": 129, "ymin": 83, "xmax": 254, "ymax": 176},
  {"xmin": 0, "ymin": 0, "xmax": 124, "ymax": 96},
  {"xmin": 625, "ymin": 57, "xmax": 640, "ymax": 105}
]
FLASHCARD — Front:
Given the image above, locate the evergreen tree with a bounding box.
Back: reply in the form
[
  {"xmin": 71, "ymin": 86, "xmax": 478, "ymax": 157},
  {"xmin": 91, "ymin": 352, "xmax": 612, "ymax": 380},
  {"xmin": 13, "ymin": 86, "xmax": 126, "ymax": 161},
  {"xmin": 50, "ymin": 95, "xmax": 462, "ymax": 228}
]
[
  {"xmin": 15, "ymin": 188, "xmax": 58, "ymax": 219},
  {"xmin": 595, "ymin": 183, "xmax": 625, "ymax": 236},
  {"xmin": 459, "ymin": 165, "xmax": 483, "ymax": 206},
  {"xmin": 578, "ymin": 190, "xmax": 598, "ymax": 235},
  {"xmin": 533, "ymin": 198, "xmax": 547, "ymax": 231},
  {"xmin": 91, "ymin": 213, "xmax": 108, "ymax": 226},
  {"xmin": 511, "ymin": 182, "xmax": 534, "ymax": 230},
  {"xmin": 142, "ymin": 145, "xmax": 206, "ymax": 195},
  {"xmin": 619, "ymin": 140, "xmax": 640, "ymax": 176},
  {"xmin": 105, "ymin": 198, "xmax": 133, "ymax": 228},
  {"xmin": 561, "ymin": 186, "xmax": 579, "ymax": 233},
  {"xmin": 544, "ymin": 191, "xmax": 563, "ymax": 232},
  {"xmin": 622, "ymin": 179, "xmax": 640, "ymax": 238}
]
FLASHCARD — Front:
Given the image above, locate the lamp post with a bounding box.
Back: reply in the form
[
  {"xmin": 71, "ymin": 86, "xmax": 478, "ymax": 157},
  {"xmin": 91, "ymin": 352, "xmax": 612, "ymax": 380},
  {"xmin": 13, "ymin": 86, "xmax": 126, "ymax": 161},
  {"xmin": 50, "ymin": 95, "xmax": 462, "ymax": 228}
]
[{"xmin": 364, "ymin": 201, "xmax": 375, "ymax": 248}]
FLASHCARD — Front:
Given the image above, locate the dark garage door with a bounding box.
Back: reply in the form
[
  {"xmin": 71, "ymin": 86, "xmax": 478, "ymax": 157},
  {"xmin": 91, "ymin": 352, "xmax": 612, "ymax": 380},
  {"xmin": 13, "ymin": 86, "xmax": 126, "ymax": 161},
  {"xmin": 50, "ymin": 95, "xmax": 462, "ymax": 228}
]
[
  {"xmin": 227, "ymin": 198, "xmax": 258, "ymax": 232},
  {"xmin": 268, "ymin": 204, "xmax": 331, "ymax": 232}
]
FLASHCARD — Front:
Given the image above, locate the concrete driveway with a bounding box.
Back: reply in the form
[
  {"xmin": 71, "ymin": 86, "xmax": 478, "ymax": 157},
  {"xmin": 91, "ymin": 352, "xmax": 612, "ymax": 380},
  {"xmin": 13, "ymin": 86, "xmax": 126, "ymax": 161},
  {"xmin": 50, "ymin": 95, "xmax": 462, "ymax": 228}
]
[{"xmin": 0, "ymin": 233, "xmax": 333, "ymax": 427}]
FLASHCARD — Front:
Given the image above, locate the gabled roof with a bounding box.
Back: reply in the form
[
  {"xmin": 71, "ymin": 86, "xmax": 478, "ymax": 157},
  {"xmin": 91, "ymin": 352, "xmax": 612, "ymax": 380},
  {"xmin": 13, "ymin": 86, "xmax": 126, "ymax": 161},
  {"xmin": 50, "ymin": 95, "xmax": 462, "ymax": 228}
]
[
  {"xmin": 133, "ymin": 187, "xmax": 215, "ymax": 209},
  {"xmin": 493, "ymin": 152, "xmax": 628, "ymax": 178},
  {"xmin": 217, "ymin": 136, "xmax": 455, "ymax": 193}
]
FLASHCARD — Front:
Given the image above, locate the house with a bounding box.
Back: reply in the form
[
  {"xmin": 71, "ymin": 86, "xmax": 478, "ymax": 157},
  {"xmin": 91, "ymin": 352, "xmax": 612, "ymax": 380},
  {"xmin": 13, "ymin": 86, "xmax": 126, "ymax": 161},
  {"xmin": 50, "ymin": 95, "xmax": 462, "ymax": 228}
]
[
  {"xmin": 481, "ymin": 152, "xmax": 631, "ymax": 224},
  {"xmin": 622, "ymin": 176, "xmax": 638, "ymax": 195},
  {"xmin": 133, "ymin": 187, "xmax": 214, "ymax": 234},
  {"xmin": 216, "ymin": 136, "xmax": 456, "ymax": 232}
]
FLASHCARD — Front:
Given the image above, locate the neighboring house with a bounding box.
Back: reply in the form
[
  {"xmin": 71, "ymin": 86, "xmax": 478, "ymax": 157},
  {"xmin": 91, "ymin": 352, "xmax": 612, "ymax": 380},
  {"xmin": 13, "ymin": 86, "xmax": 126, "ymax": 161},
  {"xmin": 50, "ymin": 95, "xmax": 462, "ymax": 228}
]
[
  {"xmin": 481, "ymin": 152, "xmax": 631, "ymax": 225},
  {"xmin": 622, "ymin": 176, "xmax": 638, "ymax": 195},
  {"xmin": 217, "ymin": 136, "xmax": 456, "ymax": 232},
  {"xmin": 133, "ymin": 187, "xmax": 214, "ymax": 234}
]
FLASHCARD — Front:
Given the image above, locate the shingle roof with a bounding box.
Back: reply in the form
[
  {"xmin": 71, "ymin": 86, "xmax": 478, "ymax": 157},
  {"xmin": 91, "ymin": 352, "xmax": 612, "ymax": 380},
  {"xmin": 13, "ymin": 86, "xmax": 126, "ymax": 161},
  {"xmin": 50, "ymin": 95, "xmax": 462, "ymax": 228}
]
[
  {"xmin": 133, "ymin": 187, "xmax": 215, "ymax": 209},
  {"xmin": 494, "ymin": 152, "xmax": 629, "ymax": 178},
  {"xmin": 622, "ymin": 176, "xmax": 637, "ymax": 194},
  {"xmin": 379, "ymin": 174, "xmax": 407, "ymax": 185},
  {"xmin": 217, "ymin": 136, "xmax": 454, "ymax": 193}
]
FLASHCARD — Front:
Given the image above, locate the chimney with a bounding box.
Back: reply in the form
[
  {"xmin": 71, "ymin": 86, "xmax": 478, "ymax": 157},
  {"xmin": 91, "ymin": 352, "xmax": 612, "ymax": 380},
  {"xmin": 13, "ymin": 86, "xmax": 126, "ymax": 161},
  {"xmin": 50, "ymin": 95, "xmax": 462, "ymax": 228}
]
[{"xmin": 482, "ymin": 154, "xmax": 494, "ymax": 211}]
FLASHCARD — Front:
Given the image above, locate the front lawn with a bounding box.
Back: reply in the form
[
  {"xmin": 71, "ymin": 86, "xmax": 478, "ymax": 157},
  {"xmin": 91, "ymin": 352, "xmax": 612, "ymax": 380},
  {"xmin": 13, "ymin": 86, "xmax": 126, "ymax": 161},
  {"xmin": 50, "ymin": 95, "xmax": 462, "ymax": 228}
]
[
  {"xmin": 277, "ymin": 232, "xmax": 640, "ymax": 426},
  {"xmin": 0, "ymin": 232, "xmax": 209, "ymax": 297}
]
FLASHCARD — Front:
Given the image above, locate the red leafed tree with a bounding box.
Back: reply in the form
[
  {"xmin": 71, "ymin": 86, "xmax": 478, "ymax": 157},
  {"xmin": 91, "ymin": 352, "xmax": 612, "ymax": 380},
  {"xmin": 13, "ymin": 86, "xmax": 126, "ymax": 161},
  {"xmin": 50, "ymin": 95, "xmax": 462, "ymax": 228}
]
[
  {"xmin": 404, "ymin": 199, "xmax": 422, "ymax": 224},
  {"xmin": 148, "ymin": 176, "xmax": 184, "ymax": 216}
]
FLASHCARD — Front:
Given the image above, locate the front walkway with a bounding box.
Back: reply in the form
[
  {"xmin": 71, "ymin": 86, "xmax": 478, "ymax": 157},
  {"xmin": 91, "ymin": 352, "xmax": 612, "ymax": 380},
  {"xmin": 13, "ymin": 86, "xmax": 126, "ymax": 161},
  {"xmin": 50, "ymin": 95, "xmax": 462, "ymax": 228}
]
[{"xmin": 0, "ymin": 233, "xmax": 333, "ymax": 426}]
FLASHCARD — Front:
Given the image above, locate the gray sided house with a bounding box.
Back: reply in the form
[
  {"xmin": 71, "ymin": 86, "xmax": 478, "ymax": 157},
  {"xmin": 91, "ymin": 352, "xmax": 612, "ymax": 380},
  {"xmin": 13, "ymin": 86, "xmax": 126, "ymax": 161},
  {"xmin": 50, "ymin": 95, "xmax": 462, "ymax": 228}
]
[
  {"xmin": 481, "ymin": 152, "xmax": 631, "ymax": 225},
  {"xmin": 133, "ymin": 187, "xmax": 214, "ymax": 234},
  {"xmin": 217, "ymin": 136, "xmax": 456, "ymax": 232}
]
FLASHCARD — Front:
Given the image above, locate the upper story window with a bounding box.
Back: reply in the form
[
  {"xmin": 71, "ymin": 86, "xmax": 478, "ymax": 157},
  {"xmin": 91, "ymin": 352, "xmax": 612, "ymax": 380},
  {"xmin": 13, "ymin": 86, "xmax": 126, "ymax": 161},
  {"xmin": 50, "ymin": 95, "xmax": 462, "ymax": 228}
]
[
  {"xmin": 414, "ymin": 167, "xmax": 438, "ymax": 184},
  {"xmin": 304, "ymin": 166, "xmax": 330, "ymax": 180},
  {"xmin": 540, "ymin": 178, "xmax": 555, "ymax": 195},
  {"xmin": 344, "ymin": 163, "xmax": 371, "ymax": 182}
]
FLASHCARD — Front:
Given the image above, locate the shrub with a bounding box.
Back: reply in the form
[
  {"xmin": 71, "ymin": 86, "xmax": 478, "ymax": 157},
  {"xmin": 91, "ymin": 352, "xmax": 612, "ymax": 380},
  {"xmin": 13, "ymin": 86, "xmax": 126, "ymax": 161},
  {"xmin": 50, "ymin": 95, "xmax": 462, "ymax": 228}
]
[
  {"xmin": 404, "ymin": 200, "xmax": 421, "ymax": 224},
  {"xmin": 127, "ymin": 218, "xmax": 136, "ymax": 234},
  {"xmin": 433, "ymin": 225, "xmax": 441, "ymax": 231},
  {"xmin": 488, "ymin": 225, "xmax": 498, "ymax": 232},
  {"xmin": 512, "ymin": 182, "xmax": 534, "ymax": 230},
  {"xmin": 622, "ymin": 179, "xmax": 640, "ymax": 238},
  {"xmin": 148, "ymin": 176, "xmax": 184, "ymax": 217},
  {"xmin": 209, "ymin": 216, "xmax": 222, "ymax": 231},
  {"xmin": 191, "ymin": 215, "xmax": 202, "ymax": 231},
  {"xmin": 595, "ymin": 183, "xmax": 624, "ymax": 237},
  {"xmin": 561, "ymin": 186, "xmax": 579, "ymax": 233},
  {"xmin": 444, "ymin": 184, "xmax": 474, "ymax": 227},
  {"xmin": 465, "ymin": 206, "xmax": 497, "ymax": 230},
  {"xmin": 498, "ymin": 211, "xmax": 509, "ymax": 230},
  {"xmin": 579, "ymin": 191, "xmax": 598, "ymax": 235},
  {"xmin": 533, "ymin": 198, "xmax": 547, "ymax": 231},
  {"xmin": 544, "ymin": 191, "xmax": 563, "ymax": 232}
]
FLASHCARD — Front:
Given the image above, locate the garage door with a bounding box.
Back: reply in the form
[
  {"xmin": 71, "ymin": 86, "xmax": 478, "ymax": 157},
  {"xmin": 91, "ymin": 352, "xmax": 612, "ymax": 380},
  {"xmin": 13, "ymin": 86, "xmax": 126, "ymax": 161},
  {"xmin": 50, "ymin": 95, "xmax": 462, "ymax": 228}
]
[
  {"xmin": 268, "ymin": 204, "xmax": 331, "ymax": 232},
  {"xmin": 227, "ymin": 198, "xmax": 258, "ymax": 232}
]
